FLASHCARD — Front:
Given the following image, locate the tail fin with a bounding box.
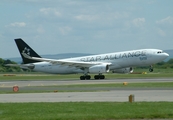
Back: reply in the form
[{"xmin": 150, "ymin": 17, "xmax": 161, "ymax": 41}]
[{"xmin": 15, "ymin": 38, "xmax": 41, "ymax": 64}]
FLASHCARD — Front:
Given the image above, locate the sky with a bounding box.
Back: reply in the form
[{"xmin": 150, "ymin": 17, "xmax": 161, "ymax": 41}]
[{"xmin": 0, "ymin": 0, "xmax": 173, "ymax": 58}]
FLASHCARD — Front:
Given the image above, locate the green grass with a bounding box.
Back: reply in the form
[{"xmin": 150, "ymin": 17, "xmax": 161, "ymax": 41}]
[
  {"xmin": 0, "ymin": 72, "xmax": 173, "ymax": 81},
  {"xmin": 0, "ymin": 102, "xmax": 173, "ymax": 120},
  {"xmin": 0, "ymin": 68, "xmax": 173, "ymax": 81},
  {"xmin": 46, "ymin": 82, "xmax": 173, "ymax": 88},
  {"xmin": 0, "ymin": 70, "xmax": 173, "ymax": 119},
  {"xmin": 0, "ymin": 74, "xmax": 79, "ymax": 80},
  {"xmin": 1, "ymin": 82, "xmax": 173, "ymax": 94}
]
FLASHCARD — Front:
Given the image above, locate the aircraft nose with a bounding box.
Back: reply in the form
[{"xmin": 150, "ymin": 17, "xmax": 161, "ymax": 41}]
[
  {"xmin": 165, "ymin": 53, "xmax": 169, "ymax": 57},
  {"xmin": 164, "ymin": 53, "xmax": 169, "ymax": 58}
]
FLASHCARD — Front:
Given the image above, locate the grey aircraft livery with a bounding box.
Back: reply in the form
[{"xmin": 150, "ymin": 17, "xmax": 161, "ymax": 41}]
[{"xmin": 6, "ymin": 38, "xmax": 169, "ymax": 80}]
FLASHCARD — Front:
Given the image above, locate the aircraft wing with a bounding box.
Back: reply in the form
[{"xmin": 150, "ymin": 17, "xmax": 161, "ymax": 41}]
[{"xmin": 22, "ymin": 53, "xmax": 111, "ymax": 68}]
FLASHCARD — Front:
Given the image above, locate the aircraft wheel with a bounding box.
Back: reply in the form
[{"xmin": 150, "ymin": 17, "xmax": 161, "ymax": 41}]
[
  {"xmin": 94, "ymin": 75, "xmax": 105, "ymax": 79},
  {"xmin": 86, "ymin": 75, "xmax": 91, "ymax": 80},
  {"xmin": 149, "ymin": 68, "xmax": 153, "ymax": 72},
  {"xmin": 100, "ymin": 75, "xmax": 105, "ymax": 79},
  {"xmin": 80, "ymin": 76, "xmax": 85, "ymax": 80},
  {"xmin": 94, "ymin": 75, "xmax": 99, "ymax": 79}
]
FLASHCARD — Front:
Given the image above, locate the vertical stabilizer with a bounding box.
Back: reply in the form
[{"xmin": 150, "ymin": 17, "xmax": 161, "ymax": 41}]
[{"xmin": 15, "ymin": 38, "xmax": 41, "ymax": 64}]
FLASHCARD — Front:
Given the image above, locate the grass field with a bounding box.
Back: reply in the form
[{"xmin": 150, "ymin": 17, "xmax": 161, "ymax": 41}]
[
  {"xmin": 1, "ymin": 70, "xmax": 173, "ymax": 81},
  {"xmin": 0, "ymin": 69, "xmax": 173, "ymax": 119},
  {"xmin": 44, "ymin": 82, "xmax": 173, "ymax": 88},
  {"xmin": 0, "ymin": 102, "xmax": 173, "ymax": 120},
  {"xmin": 1, "ymin": 82, "xmax": 173, "ymax": 94}
]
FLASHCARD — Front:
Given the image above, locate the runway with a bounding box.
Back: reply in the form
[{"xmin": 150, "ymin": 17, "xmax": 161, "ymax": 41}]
[
  {"xmin": 0, "ymin": 78, "xmax": 173, "ymax": 103},
  {"xmin": 0, "ymin": 78, "xmax": 173, "ymax": 87},
  {"xmin": 0, "ymin": 90, "xmax": 173, "ymax": 103}
]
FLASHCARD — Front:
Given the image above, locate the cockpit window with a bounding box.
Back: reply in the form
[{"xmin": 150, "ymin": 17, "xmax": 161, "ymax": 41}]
[{"xmin": 157, "ymin": 51, "xmax": 163, "ymax": 54}]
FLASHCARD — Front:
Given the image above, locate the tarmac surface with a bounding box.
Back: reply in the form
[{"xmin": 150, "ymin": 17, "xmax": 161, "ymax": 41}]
[
  {"xmin": 1, "ymin": 78, "xmax": 173, "ymax": 87},
  {"xmin": 0, "ymin": 90, "xmax": 173, "ymax": 103},
  {"xmin": 0, "ymin": 78, "xmax": 173, "ymax": 103}
]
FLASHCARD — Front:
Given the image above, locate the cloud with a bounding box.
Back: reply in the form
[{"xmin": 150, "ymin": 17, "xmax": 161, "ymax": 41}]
[
  {"xmin": 59, "ymin": 26, "xmax": 72, "ymax": 35},
  {"xmin": 156, "ymin": 16, "xmax": 173, "ymax": 37},
  {"xmin": 39, "ymin": 8, "xmax": 61, "ymax": 17},
  {"xmin": 75, "ymin": 12, "xmax": 129, "ymax": 22},
  {"xmin": 9, "ymin": 22, "xmax": 26, "ymax": 27},
  {"xmin": 157, "ymin": 28, "xmax": 166, "ymax": 36},
  {"xmin": 156, "ymin": 16, "xmax": 173, "ymax": 25},
  {"xmin": 37, "ymin": 27, "xmax": 45, "ymax": 34},
  {"xmin": 132, "ymin": 18, "xmax": 145, "ymax": 27},
  {"xmin": 75, "ymin": 15, "xmax": 98, "ymax": 21}
]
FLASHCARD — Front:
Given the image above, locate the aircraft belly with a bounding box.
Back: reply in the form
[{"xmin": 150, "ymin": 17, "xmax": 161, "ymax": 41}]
[
  {"xmin": 34, "ymin": 65, "xmax": 83, "ymax": 74},
  {"xmin": 110, "ymin": 57, "xmax": 146, "ymax": 69},
  {"xmin": 51, "ymin": 66, "xmax": 83, "ymax": 74},
  {"xmin": 110, "ymin": 58, "xmax": 134, "ymax": 69}
]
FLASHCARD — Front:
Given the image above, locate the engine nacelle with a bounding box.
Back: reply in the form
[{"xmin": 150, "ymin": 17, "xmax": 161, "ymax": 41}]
[
  {"xmin": 20, "ymin": 63, "xmax": 35, "ymax": 70},
  {"xmin": 89, "ymin": 64, "xmax": 109, "ymax": 73},
  {"xmin": 112, "ymin": 67, "xmax": 133, "ymax": 74}
]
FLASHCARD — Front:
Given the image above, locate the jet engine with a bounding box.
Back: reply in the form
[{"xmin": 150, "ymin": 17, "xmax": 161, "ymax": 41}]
[
  {"xmin": 17, "ymin": 63, "xmax": 35, "ymax": 71},
  {"xmin": 112, "ymin": 67, "xmax": 133, "ymax": 74},
  {"xmin": 89, "ymin": 64, "xmax": 109, "ymax": 73}
]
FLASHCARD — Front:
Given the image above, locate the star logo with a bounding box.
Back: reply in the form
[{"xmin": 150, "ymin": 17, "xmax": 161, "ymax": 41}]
[{"xmin": 22, "ymin": 47, "xmax": 30, "ymax": 56}]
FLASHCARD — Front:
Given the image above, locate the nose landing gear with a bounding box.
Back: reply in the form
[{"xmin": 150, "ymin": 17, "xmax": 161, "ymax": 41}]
[{"xmin": 149, "ymin": 65, "xmax": 153, "ymax": 72}]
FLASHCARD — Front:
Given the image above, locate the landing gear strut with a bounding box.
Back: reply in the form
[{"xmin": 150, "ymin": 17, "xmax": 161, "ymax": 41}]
[{"xmin": 149, "ymin": 65, "xmax": 153, "ymax": 72}]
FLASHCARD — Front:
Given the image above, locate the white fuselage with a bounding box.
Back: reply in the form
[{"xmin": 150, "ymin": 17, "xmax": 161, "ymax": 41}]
[{"xmin": 27, "ymin": 49, "xmax": 169, "ymax": 74}]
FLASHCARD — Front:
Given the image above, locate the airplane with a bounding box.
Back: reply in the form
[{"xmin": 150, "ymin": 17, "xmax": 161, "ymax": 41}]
[{"xmin": 6, "ymin": 38, "xmax": 169, "ymax": 80}]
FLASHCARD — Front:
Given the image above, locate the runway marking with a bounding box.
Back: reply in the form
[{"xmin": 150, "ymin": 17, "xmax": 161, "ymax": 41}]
[
  {"xmin": 28, "ymin": 84, "xmax": 30, "ymax": 86},
  {"xmin": 41, "ymin": 84, "xmax": 44, "ymax": 86}
]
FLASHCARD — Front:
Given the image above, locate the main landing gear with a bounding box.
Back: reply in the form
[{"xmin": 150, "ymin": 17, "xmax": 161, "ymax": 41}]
[
  {"xmin": 94, "ymin": 75, "xmax": 105, "ymax": 79},
  {"xmin": 149, "ymin": 65, "xmax": 153, "ymax": 72},
  {"xmin": 80, "ymin": 74, "xmax": 105, "ymax": 80},
  {"xmin": 80, "ymin": 75, "xmax": 91, "ymax": 80}
]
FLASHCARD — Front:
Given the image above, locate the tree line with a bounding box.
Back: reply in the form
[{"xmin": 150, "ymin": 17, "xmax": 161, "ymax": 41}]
[
  {"xmin": 154, "ymin": 59, "xmax": 173, "ymax": 69},
  {"xmin": 0, "ymin": 58, "xmax": 21, "ymax": 72}
]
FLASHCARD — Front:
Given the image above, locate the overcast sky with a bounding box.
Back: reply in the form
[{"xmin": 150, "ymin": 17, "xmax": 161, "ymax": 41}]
[{"xmin": 0, "ymin": 0, "xmax": 173, "ymax": 58}]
